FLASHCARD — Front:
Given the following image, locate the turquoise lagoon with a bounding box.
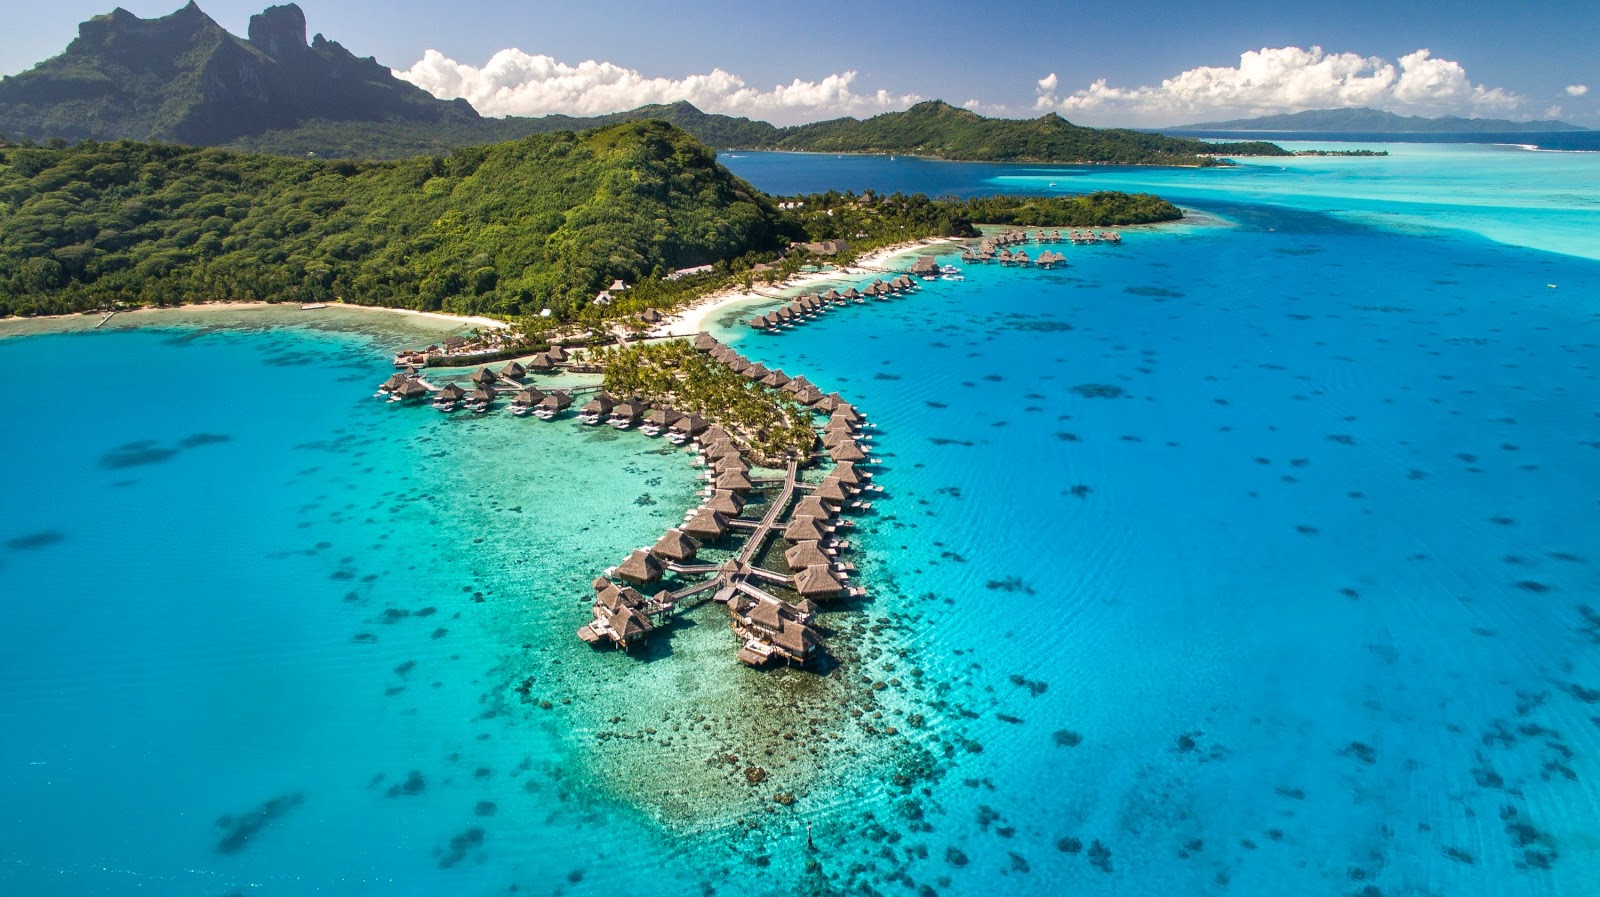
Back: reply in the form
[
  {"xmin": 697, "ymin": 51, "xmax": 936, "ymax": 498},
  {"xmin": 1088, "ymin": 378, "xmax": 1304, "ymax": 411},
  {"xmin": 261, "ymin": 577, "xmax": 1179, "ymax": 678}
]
[{"xmin": 2, "ymin": 145, "xmax": 1599, "ymax": 896}]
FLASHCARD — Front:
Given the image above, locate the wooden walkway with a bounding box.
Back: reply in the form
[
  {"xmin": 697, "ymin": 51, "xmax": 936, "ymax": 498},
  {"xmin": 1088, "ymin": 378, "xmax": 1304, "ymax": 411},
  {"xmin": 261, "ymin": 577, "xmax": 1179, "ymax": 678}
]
[{"xmin": 736, "ymin": 459, "xmax": 799, "ymax": 567}]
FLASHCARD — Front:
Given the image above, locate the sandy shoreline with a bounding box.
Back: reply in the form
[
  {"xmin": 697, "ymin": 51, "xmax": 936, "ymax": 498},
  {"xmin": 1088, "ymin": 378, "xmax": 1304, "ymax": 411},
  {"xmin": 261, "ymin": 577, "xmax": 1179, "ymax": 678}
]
[{"xmin": 654, "ymin": 238, "xmax": 957, "ymax": 338}]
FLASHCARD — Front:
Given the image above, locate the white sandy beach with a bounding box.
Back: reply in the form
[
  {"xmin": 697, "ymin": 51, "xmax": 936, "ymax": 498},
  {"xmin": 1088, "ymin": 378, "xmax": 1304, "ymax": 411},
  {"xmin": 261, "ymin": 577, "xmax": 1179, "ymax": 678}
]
[{"xmin": 654, "ymin": 238, "xmax": 958, "ymax": 338}]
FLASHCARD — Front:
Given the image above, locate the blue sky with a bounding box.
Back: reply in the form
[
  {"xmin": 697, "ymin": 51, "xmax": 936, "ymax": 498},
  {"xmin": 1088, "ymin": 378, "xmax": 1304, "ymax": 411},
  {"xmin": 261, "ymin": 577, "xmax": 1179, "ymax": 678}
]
[{"xmin": 4, "ymin": 0, "xmax": 1596, "ymax": 125}]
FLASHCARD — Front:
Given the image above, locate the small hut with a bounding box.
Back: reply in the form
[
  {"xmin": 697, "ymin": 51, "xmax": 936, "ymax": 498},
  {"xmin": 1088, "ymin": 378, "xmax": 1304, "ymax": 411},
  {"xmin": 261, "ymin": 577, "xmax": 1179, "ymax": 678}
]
[
  {"xmin": 466, "ymin": 386, "xmax": 497, "ymax": 412},
  {"xmin": 828, "ymin": 441, "xmax": 868, "ymax": 463},
  {"xmin": 511, "ymin": 387, "xmax": 547, "ymax": 414},
  {"xmin": 832, "ymin": 461, "xmax": 865, "ymax": 486},
  {"xmin": 615, "ymin": 549, "xmax": 665, "ymax": 585},
  {"xmin": 794, "ymin": 495, "xmax": 834, "ymax": 520},
  {"xmin": 392, "ymin": 379, "xmax": 429, "ymax": 401},
  {"xmin": 534, "ymin": 391, "xmax": 573, "ymax": 418},
  {"xmin": 694, "ymin": 332, "xmax": 719, "ymax": 351},
  {"xmin": 701, "ymin": 426, "xmax": 732, "ymax": 445},
  {"xmin": 650, "ymin": 528, "xmax": 701, "ymax": 564},
  {"xmin": 794, "ymin": 564, "xmax": 846, "ymax": 600},
  {"xmin": 785, "ymin": 541, "xmax": 833, "ymax": 570},
  {"xmin": 784, "ymin": 516, "xmax": 830, "ymax": 543},
  {"xmin": 499, "ymin": 360, "xmax": 527, "ymax": 381},
  {"xmin": 546, "ymin": 344, "xmax": 570, "ymax": 363},
  {"xmin": 432, "ymin": 383, "xmax": 466, "ymax": 410},
  {"xmin": 527, "ymin": 352, "xmax": 556, "ymax": 373},
  {"xmin": 469, "ymin": 367, "xmax": 499, "ymax": 386},
  {"xmin": 715, "ymin": 469, "xmax": 754, "ymax": 492},
  {"xmin": 814, "ymin": 476, "xmax": 851, "ymax": 503},
  {"xmin": 682, "ymin": 508, "xmax": 729, "ymax": 541},
  {"xmin": 707, "ymin": 490, "xmax": 745, "ymax": 516}
]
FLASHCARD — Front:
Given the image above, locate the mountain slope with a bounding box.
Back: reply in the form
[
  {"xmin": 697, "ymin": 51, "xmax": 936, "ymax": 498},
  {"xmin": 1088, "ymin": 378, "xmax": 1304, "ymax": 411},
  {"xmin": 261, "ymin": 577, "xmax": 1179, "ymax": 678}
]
[
  {"xmin": 1179, "ymin": 107, "xmax": 1589, "ymax": 132},
  {"xmin": 0, "ymin": 2, "xmax": 483, "ymax": 145}
]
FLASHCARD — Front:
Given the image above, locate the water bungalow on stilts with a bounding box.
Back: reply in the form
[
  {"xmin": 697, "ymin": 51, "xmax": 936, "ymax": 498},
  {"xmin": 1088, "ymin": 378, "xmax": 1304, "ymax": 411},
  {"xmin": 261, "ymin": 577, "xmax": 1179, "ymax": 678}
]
[
  {"xmin": 578, "ymin": 392, "xmax": 616, "ymax": 425},
  {"xmin": 432, "ymin": 383, "xmax": 466, "ymax": 412},
  {"xmin": 683, "ymin": 507, "xmax": 730, "ymax": 541},
  {"xmin": 510, "ymin": 386, "xmax": 547, "ymax": 416},
  {"xmin": 465, "ymin": 385, "xmax": 497, "ymax": 413},
  {"xmin": 534, "ymin": 390, "xmax": 573, "ymax": 420},
  {"xmin": 613, "ymin": 548, "xmax": 665, "ymax": 586}
]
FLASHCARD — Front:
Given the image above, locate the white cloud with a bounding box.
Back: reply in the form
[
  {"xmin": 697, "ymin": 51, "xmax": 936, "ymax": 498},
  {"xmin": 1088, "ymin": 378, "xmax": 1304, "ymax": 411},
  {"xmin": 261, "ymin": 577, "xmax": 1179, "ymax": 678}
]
[
  {"xmin": 1566, "ymin": 84, "xmax": 1589, "ymax": 97},
  {"xmin": 1035, "ymin": 46, "xmax": 1528, "ymax": 125},
  {"xmin": 394, "ymin": 49, "xmax": 920, "ymax": 124}
]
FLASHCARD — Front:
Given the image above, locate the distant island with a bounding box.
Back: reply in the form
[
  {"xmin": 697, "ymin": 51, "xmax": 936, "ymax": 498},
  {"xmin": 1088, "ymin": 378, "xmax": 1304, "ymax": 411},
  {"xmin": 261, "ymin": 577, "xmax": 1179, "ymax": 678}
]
[
  {"xmin": 1174, "ymin": 107, "xmax": 1589, "ymax": 133},
  {"xmin": 0, "ymin": 2, "xmax": 1290, "ymax": 166}
]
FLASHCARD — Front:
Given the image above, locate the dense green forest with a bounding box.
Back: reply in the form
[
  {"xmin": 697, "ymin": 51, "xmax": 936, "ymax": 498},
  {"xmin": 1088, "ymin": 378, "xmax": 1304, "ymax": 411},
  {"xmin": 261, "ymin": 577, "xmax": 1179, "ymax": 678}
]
[
  {"xmin": 0, "ymin": 125, "xmax": 1187, "ymax": 320},
  {"xmin": 0, "ymin": 123, "xmax": 783, "ymax": 318}
]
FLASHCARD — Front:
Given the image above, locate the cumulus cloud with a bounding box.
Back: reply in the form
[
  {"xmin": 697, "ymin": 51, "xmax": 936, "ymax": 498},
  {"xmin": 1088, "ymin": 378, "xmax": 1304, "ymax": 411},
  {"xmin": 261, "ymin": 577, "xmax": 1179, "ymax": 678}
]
[
  {"xmin": 1035, "ymin": 46, "xmax": 1528, "ymax": 125},
  {"xmin": 394, "ymin": 49, "xmax": 920, "ymax": 123},
  {"xmin": 1566, "ymin": 84, "xmax": 1589, "ymax": 97}
]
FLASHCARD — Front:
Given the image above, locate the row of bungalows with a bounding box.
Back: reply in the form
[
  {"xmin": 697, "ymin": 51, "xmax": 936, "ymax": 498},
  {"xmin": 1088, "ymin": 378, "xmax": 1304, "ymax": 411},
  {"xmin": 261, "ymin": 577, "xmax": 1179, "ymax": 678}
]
[
  {"xmin": 376, "ymin": 369, "xmax": 431, "ymax": 403},
  {"xmin": 1070, "ymin": 229, "xmax": 1122, "ymax": 244},
  {"xmin": 745, "ymin": 279, "xmax": 920, "ymax": 332}
]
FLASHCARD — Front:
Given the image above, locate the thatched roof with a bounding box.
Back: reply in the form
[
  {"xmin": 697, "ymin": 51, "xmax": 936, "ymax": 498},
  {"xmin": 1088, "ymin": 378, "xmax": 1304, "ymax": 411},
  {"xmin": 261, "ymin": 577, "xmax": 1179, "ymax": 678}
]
[
  {"xmin": 615, "ymin": 549, "xmax": 664, "ymax": 585},
  {"xmin": 715, "ymin": 469, "xmax": 754, "ymax": 491},
  {"xmin": 707, "ymin": 490, "xmax": 745, "ymax": 516},
  {"xmin": 650, "ymin": 528, "xmax": 701, "ymax": 563},
  {"xmin": 610, "ymin": 400, "xmax": 644, "ymax": 419},
  {"xmin": 794, "ymin": 495, "xmax": 834, "ymax": 520},
  {"xmin": 784, "ymin": 516, "xmax": 829, "ymax": 543},
  {"xmin": 794, "ymin": 598, "xmax": 819, "ymax": 622},
  {"xmin": 643, "ymin": 407, "xmax": 682, "ymax": 426},
  {"xmin": 785, "ymin": 541, "xmax": 832, "ymax": 570},
  {"xmin": 769, "ymin": 618, "xmax": 821, "ymax": 657},
  {"xmin": 467, "ymin": 387, "xmax": 496, "ymax": 403},
  {"xmin": 794, "ymin": 386, "xmax": 825, "ymax": 406},
  {"xmin": 499, "ymin": 361, "xmax": 526, "ymax": 379},
  {"xmin": 712, "ymin": 456, "xmax": 750, "ymax": 475},
  {"xmin": 394, "ymin": 380, "xmax": 428, "ymax": 399},
  {"xmin": 843, "ymin": 287, "xmax": 861, "ymax": 300},
  {"xmin": 607, "ymin": 606, "xmax": 652, "ymax": 642},
  {"xmin": 821, "ymin": 288, "xmax": 842, "ymax": 301},
  {"xmin": 527, "ymin": 353, "xmax": 555, "ymax": 371},
  {"xmin": 380, "ymin": 373, "xmax": 408, "ymax": 392},
  {"xmin": 537, "ymin": 391, "xmax": 572, "ymax": 410},
  {"xmin": 828, "ymin": 441, "xmax": 867, "ymax": 462},
  {"xmin": 435, "ymin": 383, "xmax": 466, "ymax": 401},
  {"xmin": 545, "ymin": 344, "xmax": 569, "ymax": 362},
  {"xmin": 671, "ymin": 413, "xmax": 708, "ymax": 435},
  {"xmin": 794, "ymin": 564, "xmax": 846, "ymax": 598},
  {"xmin": 701, "ymin": 426, "xmax": 732, "ymax": 444},
  {"xmin": 682, "ymin": 508, "xmax": 729, "ymax": 540},
  {"xmin": 596, "ymin": 582, "xmax": 646, "ymax": 612},
  {"xmin": 705, "ymin": 441, "xmax": 742, "ymax": 460},
  {"xmin": 470, "ymin": 367, "xmax": 498, "ymax": 385},
  {"xmin": 831, "ymin": 404, "xmax": 861, "ymax": 423},
  {"xmin": 832, "ymin": 461, "xmax": 863, "ymax": 486},
  {"xmin": 815, "ymin": 476, "xmax": 850, "ymax": 503},
  {"xmin": 694, "ymin": 332, "xmax": 719, "ymax": 351},
  {"xmin": 582, "ymin": 394, "xmax": 616, "ymax": 415}
]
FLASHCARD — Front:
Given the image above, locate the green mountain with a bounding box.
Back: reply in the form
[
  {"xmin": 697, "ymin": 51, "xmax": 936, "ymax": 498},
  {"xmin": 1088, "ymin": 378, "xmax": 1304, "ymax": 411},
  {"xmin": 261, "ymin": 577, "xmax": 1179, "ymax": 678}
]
[
  {"xmin": 1179, "ymin": 107, "xmax": 1589, "ymax": 133},
  {"xmin": 774, "ymin": 100, "xmax": 1287, "ymax": 164},
  {"xmin": 0, "ymin": 121, "xmax": 785, "ymax": 318},
  {"xmin": 1, "ymin": 4, "xmax": 1286, "ymax": 164},
  {"xmin": 0, "ymin": 2, "xmax": 485, "ymax": 145}
]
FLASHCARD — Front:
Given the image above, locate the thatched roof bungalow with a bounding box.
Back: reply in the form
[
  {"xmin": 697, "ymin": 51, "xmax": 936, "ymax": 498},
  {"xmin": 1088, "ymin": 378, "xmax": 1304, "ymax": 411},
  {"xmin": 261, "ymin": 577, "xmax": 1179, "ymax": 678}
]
[
  {"xmin": 694, "ymin": 332, "xmax": 719, "ymax": 351},
  {"xmin": 784, "ymin": 516, "xmax": 830, "ymax": 543},
  {"xmin": 650, "ymin": 528, "xmax": 701, "ymax": 563},
  {"xmin": 785, "ymin": 541, "xmax": 832, "ymax": 570},
  {"xmin": 793, "ymin": 495, "xmax": 835, "ymax": 520},
  {"xmin": 670, "ymin": 414, "xmax": 709, "ymax": 438},
  {"xmin": 499, "ymin": 361, "xmax": 526, "ymax": 380},
  {"xmin": 682, "ymin": 508, "xmax": 729, "ymax": 540},
  {"xmin": 795, "ymin": 564, "xmax": 846, "ymax": 599},
  {"xmin": 828, "ymin": 441, "xmax": 867, "ymax": 463},
  {"xmin": 814, "ymin": 476, "xmax": 851, "ymax": 503},
  {"xmin": 715, "ymin": 469, "xmax": 754, "ymax": 492},
  {"xmin": 615, "ymin": 549, "xmax": 665, "ymax": 585},
  {"xmin": 707, "ymin": 490, "xmax": 745, "ymax": 516}
]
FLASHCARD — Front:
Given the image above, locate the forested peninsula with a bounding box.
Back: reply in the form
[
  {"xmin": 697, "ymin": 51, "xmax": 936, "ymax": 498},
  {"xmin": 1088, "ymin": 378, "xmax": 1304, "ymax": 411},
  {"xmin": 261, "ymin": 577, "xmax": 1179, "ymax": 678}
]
[{"xmin": 0, "ymin": 124, "xmax": 1182, "ymax": 320}]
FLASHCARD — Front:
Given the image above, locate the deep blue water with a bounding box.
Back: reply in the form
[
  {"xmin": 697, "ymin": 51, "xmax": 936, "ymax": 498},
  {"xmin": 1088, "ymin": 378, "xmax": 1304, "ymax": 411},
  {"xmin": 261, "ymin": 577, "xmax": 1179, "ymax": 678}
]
[{"xmin": 3, "ymin": 147, "xmax": 1599, "ymax": 896}]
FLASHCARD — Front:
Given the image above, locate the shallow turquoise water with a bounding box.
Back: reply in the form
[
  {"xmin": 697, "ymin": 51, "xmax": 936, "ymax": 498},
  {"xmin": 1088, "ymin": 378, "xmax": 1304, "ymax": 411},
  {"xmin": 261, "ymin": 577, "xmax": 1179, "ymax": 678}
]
[{"xmin": 3, "ymin": 149, "xmax": 1600, "ymax": 896}]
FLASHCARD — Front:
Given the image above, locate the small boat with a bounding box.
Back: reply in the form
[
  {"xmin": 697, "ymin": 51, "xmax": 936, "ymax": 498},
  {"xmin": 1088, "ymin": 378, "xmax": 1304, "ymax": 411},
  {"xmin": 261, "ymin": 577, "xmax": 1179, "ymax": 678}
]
[{"xmin": 300, "ymin": 303, "xmax": 328, "ymax": 310}]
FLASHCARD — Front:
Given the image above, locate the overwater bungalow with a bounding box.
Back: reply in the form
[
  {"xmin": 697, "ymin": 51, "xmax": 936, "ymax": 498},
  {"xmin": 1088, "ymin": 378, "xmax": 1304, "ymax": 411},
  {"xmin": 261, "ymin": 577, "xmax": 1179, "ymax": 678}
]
[
  {"xmin": 833, "ymin": 461, "xmax": 867, "ymax": 486},
  {"xmin": 749, "ymin": 314, "xmax": 773, "ymax": 331},
  {"xmin": 511, "ymin": 387, "xmax": 547, "ymax": 416},
  {"xmin": 641, "ymin": 407, "xmax": 682, "ymax": 437},
  {"xmin": 469, "ymin": 367, "xmax": 499, "ymax": 387},
  {"xmin": 1014, "ymin": 250, "xmax": 1031, "ymax": 266},
  {"xmin": 579, "ymin": 393, "xmax": 617, "ymax": 425},
  {"xmin": 911, "ymin": 256, "xmax": 940, "ymax": 279},
  {"xmin": 784, "ymin": 515, "xmax": 831, "ymax": 544},
  {"xmin": 814, "ymin": 476, "xmax": 852, "ymax": 503},
  {"xmin": 828, "ymin": 440, "xmax": 867, "ymax": 463},
  {"xmin": 794, "ymin": 495, "xmax": 835, "ymax": 521},
  {"xmin": 822, "ymin": 430, "xmax": 860, "ymax": 452},
  {"xmin": 704, "ymin": 440, "xmax": 742, "ymax": 461},
  {"xmin": 388, "ymin": 378, "xmax": 429, "ymax": 403},
  {"xmin": 608, "ymin": 399, "xmax": 645, "ymax": 429},
  {"xmin": 701, "ymin": 425, "xmax": 732, "ymax": 445},
  {"xmin": 534, "ymin": 390, "xmax": 573, "ymax": 420},
  {"xmin": 465, "ymin": 385, "xmax": 497, "ymax": 413},
  {"xmin": 795, "ymin": 564, "xmax": 847, "ymax": 600},
  {"xmin": 821, "ymin": 288, "xmax": 842, "ymax": 303},
  {"xmin": 432, "ymin": 383, "xmax": 466, "ymax": 412},
  {"xmin": 527, "ymin": 352, "xmax": 556, "ymax": 373},
  {"xmin": 726, "ymin": 357, "xmax": 752, "ymax": 374},
  {"xmin": 732, "ymin": 596, "xmax": 823, "ymax": 666},
  {"xmin": 785, "ymin": 541, "xmax": 833, "ymax": 570},
  {"xmin": 831, "ymin": 403, "xmax": 862, "ymax": 424},
  {"xmin": 694, "ymin": 332, "xmax": 719, "ymax": 352},
  {"xmin": 813, "ymin": 394, "xmax": 840, "ymax": 414},
  {"xmin": 772, "ymin": 308, "xmax": 795, "ymax": 326},
  {"xmin": 668, "ymin": 413, "xmax": 708, "ymax": 444},
  {"xmin": 715, "ymin": 469, "xmax": 755, "ymax": 492},
  {"xmin": 743, "ymin": 363, "xmax": 771, "ymax": 381},
  {"xmin": 683, "ymin": 508, "xmax": 729, "ymax": 541},
  {"xmin": 794, "ymin": 385, "xmax": 825, "ymax": 406},
  {"xmin": 546, "ymin": 344, "xmax": 571, "ymax": 363},
  {"xmin": 499, "ymin": 360, "xmax": 527, "ymax": 381},
  {"xmin": 761, "ymin": 369, "xmax": 792, "ymax": 389},
  {"xmin": 650, "ymin": 528, "xmax": 701, "ymax": 564},
  {"xmin": 712, "ymin": 455, "xmax": 750, "ymax": 476},
  {"xmin": 707, "ymin": 490, "xmax": 746, "ymax": 516},
  {"xmin": 580, "ymin": 602, "xmax": 653, "ymax": 648},
  {"xmin": 615, "ymin": 549, "xmax": 665, "ymax": 586},
  {"xmin": 377, "ymin": 372, "xmax": 409, "ymax": 396}
]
